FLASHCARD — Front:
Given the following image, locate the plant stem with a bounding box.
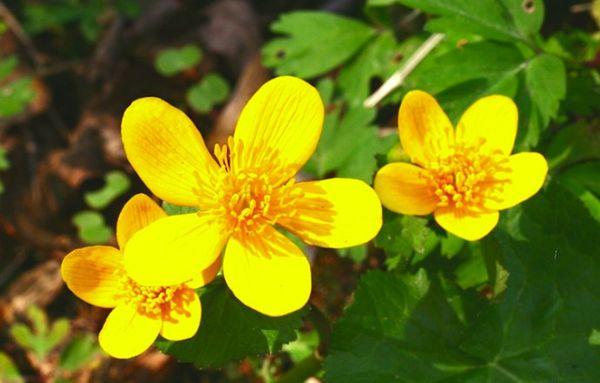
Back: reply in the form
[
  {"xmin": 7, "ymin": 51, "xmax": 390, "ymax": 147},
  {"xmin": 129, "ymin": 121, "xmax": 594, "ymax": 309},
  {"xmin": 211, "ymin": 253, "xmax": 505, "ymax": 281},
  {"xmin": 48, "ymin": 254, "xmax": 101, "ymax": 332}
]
[
  {"xmin": 363, "ymin": 33, "xmax": 445, "ymax": 108},
  {"xmin": 276, "ymin": 353, "xmax": 322, "ymax": 383}
]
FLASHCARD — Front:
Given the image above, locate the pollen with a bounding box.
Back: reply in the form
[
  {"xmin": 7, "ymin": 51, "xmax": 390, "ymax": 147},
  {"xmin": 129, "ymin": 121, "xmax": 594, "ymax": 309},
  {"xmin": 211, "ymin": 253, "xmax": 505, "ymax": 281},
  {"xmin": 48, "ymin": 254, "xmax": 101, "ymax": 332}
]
[
  {"xmin": 195, "ymin": 137, "xmax": 303, "ymax": 238},
  {"xmin": 115, "ymin": 272, "xmax": 194, "ymax": 320},
  {"xmin": 423, "ymin": 138, "xmax": 509, "ymax": 210}
]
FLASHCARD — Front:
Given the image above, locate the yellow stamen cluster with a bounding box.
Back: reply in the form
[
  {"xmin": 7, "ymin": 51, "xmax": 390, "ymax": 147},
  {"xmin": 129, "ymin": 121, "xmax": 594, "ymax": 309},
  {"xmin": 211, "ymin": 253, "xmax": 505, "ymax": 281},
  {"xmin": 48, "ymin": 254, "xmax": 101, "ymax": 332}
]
[
  {"xmin": 115, "ymin": 273, "xmax": 194, "ymax": 320},
  {"xmin": 196, "ymin": 137, "xmax": 302, "ymax": 237},
  {"xmin": 423, "ymin": 139, "xmax": 509, "ymax": 210}
]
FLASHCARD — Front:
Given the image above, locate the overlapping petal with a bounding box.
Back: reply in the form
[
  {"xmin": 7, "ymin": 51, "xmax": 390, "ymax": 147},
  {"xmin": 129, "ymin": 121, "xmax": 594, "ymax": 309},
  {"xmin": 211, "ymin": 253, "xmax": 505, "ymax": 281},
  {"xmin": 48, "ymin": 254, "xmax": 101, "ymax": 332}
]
[
  {"xmin": 98, "ymin": 305, "xmax": 161, "ymax": 359},
  {"xmin": 374, "ymin": 162, "xmax": 438, "ymax": 215},
  {"xmin": 456, "ymin": 95, "xmax": 518, "ymax": 156},
  {"xmin": 160, "ymin": 292, "xmax": 201, "ymax": 341},
  {"xmin": 116, "ymin": 193, "xmax": 166, "ymax": 249},
  {"xmin": 232, "ymin": 76, "xmax": 324, "ymax": 182},
  {"xmin": 487, "ymin": 152, "xmax": 548, "ymax": 211},
  {"xmin": 398, "ymin": 90, "xmax": 454, "ymax": 166},
  {"xmin": 121, "ymin": 97, "xmax": 218, "ymax": 206},
  {"xmin": 434, "ymin": 208, "xmax": 499, "ymax": 241},
  {"xmin": 188, "ymin": 257, "xmax": 222, "ymax": 289},
  {"xmin": 61, "ymin": 246, "xmax": 122, "ymax": 308},
  {"xmin": 278, "ymin": 178, "xmax": 382, "ymax": 248},
  {"xmin": 223, "ymin": 226, "xmax": 311, "ymax": 317},
  {"xmin": 124, "ymin": 212, "xmax": 229, "ymax": 286}
]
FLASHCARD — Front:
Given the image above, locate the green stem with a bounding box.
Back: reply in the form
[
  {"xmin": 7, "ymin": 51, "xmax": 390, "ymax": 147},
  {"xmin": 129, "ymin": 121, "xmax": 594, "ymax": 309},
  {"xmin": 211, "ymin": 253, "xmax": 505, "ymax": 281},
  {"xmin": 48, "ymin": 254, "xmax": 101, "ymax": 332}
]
[{"xmin": 276, "ymin": 353, "xmax": 322, "ymax": 383}]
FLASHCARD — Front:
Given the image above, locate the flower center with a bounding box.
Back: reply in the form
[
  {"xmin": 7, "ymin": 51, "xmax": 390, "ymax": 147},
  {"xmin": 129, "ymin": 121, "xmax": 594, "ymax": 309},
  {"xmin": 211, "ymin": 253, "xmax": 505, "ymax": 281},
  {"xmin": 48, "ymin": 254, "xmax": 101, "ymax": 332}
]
[
  {"xmin": 197, "ymin": 137, "xmax": 301, "ymax": 237},
  {"xmin": 115, "ymin": 273, "xmax": 194, "ymax": 320},
  {"xmin": 423, "ymin": 139, "xmax": 509, "ymax": 210}
]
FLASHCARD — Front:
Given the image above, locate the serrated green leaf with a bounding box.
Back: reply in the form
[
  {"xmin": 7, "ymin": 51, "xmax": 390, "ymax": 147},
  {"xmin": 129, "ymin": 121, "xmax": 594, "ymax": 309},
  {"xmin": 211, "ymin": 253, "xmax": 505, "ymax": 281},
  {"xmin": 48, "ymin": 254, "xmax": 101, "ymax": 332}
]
[
  {"xmin": 60, "ymin": 334, "xmax": 99, "ymax": 372},
  {"xmin": 155, "ymin": 45, "xmax": 202, "ymax": 76},
  {"xmin": 525, "ymin": 53, "xmax": 566, "ymax": 127},
  {"xmin": 84, "ymin": 170, "xmax": 130, "ymax": 209},
  {"xmin": 157, "ymin": 278, "xmax": 303, "ymax": 368},
  {"xmin": 72, "ymin": 211, "xmax": 112, "ymax": 244},
  {"xmin": 325, "ymin": 184, "xmax": 600, "ymax": 382},
  {"xmin": 375, "ymin": 214, "xmax": 438, "ymax": 270},
  {"xmin": 186, "ymin": 73, "xmax": 230, "ymax": 113},
  {"xmin": 304, "ymin": 106, "xmax": 394, "ymax": 183},
  {"xmin": 0, "ymin": 352, "xmax": 23, "ymax": 383},
  {"xmin": 283, "ymin": 330, "xmax": 319, "ymax": 363},
  {"xmin": 407, "ymin": 41, "xmax": 525, "ymax": 120},
  {"xmin": 262, "ymin": 11, "xmax": 375, "ymax": 79},
  {"xmin": 337, "ymin": 32, "xmax": 425, "ymax": 105},
  {"xmin": 393, "ymin": 0, "xmax": 543, "ymax": 44}
]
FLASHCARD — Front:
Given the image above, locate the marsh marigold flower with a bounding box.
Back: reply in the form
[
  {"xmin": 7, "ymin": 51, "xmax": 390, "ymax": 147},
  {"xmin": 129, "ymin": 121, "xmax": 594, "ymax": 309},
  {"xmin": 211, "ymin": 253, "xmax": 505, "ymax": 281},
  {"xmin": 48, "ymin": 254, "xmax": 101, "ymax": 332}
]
[
  {"xmin": 120, "ymin": 76, "xmax": 382, "ymax": 316},
  {"xmin": 61, "ymin": 194, "xmax": 219, "ymax": 358},
  {"xmin": 374, "ymin": 90, "xmax": 548, "ymax": 241}
]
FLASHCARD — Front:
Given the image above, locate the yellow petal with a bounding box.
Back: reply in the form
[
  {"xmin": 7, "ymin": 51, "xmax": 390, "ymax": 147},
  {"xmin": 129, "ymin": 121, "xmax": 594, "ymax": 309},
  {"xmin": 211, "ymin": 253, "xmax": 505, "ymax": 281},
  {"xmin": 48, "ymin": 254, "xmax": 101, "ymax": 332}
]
[
  {"xmin": 398, "ymin": 90, "xmax": 454, "ymax": 166},
  {"xmin": 456, "ymin": 95, "xmax": 518, "ymax": 156},
  {"xmin": 121, "ymin": 97, "xmax": 218, "ymax": 206},
  {"xmin": 61, "ymin": 246, "xmax": 122, "ymax": 308},
  {"xmin": 434, "ymin": 208, "xmax": 499, "ymax": 241},
  {"xmin": 124, "ymin": 212, "xmax": 229, "ymax": 286},
  {"xmin": 374, "ymin": 162, "xmax": 438, "ymax": 215},
  {"xmin": 160, "ymin": 291, "xmax": 201, "ymax": 341},
  {"xmin": 232, "ymin": 76, "xmax": 324, "ymax": 183},
  {"xmin": 188, "ymin": 257, "xmax": 222, "ymax": 289},
  {"xmin": 116, "ymin": 194, "xmax": 166, "ymax": 249},
  {"xmin": 98, "ymin": 305, "xmax": 161, "ymax": 359},
  {"xmin": 223, "ymin": 226, "xmax": 311, "ymax": 317},
  {"xmin": 278, "ymin": 178, "xmax": 382, "ymax": 248},
  {"xmin": 487, "ymin": 152, "xmax": 548, "ymax": 210}
]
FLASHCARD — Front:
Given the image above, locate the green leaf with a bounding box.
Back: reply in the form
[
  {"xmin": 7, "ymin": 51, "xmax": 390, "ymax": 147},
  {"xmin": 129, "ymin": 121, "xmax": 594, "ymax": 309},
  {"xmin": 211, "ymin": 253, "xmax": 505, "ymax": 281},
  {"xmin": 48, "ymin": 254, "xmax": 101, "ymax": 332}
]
[
  {"xmin": 545, "ymin": 122, "xmax": 600, "ymax": 170},
  {"xmin": 60, "ymin": 334, "xmax": 99, "ymax": 372},
  {"xmin": 47, "ymin": 319, "xmax": 70, "ymax": 350},
  {"xmin": 0, "ymin": 147, "xmax": 10, "ymax": 170},
  {"xmin": 262, "ymin": 11, "xmax": 375, "ymax": 79},
  {"xmin": 0, "ymin": 77, "xmax": 36, "ymax": 117},
  {"xmin": 0, "ymin": 352, "xmax": 23, "ymax": 383},
  {"xmin": 524, "ymin": 54, "xmax": 566, "ymax": 127},
  {"xmin": 304, "ymin": 106, "xmax": 394, "ymax": 183},
  {"xmin": 157, "ymin": 278, "xmax": 303, "ymax": 368},
  {"xmin": 186, "ymin": 73, "xmax": 230, "ymax": 113},
  {"xmin": 337, "ymin": 32, "xmax": 425, "ymax": 105},
  {"xmin": 0, "ymin": 55, "xmax": 18, "ymax": 81},
  {"xmin": 72, "ymin": 211, "xmax": 112, "ymax": 244},
  {"xmin": 407, "ymin": 41, "xmax": 525, "ymax": 120},
  {"xmin": 27, "ymin": 306, "xmax": 48, "ymax": 335},
  {"xmin": 282, "ymin": 330, "xmax": 319, "ymax": 363},
  {"xmin": 557, "ymin": 161, "xmax": 600, "ymax": 222},
  {"xmin": 10, "ymin": 324, "xmax": 35, "ymax": 350},
  {"xmin": 154, "ymin": 45, "xmax": 202, "ymax": 76},
  {"xmin": 325, "ymin": 185, "xmax": 600, "ymax": 382},
  {"xmin": 84, "ymin": 170, "xmax": 130, "ymax": 209},
  {"xmin": 375, "ymin": 214, "xmax": 438, "ymax": 270},
  {"xmin": 393, "ymin": 0, "xmax": 544, "ymax": 44}
]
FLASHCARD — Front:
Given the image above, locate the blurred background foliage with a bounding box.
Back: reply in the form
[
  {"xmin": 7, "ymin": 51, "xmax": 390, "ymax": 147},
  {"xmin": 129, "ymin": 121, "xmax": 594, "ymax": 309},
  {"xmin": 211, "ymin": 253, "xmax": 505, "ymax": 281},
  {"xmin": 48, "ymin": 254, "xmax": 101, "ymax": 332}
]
[{"xmin": 0, "ymin": 0, "xmax": 598, "ymax": 382}]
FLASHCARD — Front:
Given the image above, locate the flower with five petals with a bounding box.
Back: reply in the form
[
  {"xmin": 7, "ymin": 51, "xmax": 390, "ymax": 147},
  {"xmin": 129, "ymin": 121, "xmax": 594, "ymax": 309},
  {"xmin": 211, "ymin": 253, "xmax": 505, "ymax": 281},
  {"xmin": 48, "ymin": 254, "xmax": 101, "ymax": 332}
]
[
  {"xmin": 374, "ymin": 90, "xmax": 548, "ymax": 241},
  {"xmin": 61, "ymin": 194, "xmax": 220, "ymax": 358},
  {"xmin": 120, "ymin": 76, "xmax": 382, "ymax": 316}
]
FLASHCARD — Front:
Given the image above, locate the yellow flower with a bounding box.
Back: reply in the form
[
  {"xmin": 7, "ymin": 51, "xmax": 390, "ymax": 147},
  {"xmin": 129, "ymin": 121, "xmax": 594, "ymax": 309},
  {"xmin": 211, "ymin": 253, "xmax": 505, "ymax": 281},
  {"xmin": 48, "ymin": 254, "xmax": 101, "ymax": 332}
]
[
  {"xmin": 120, "ymin": 76, "xmax": 382, "ymax": 316},
  {"xmin": 61, "ymin": 194, "xmax": 220, "ymax": 358},
  {"xmin": 374, "ymin": 91, "xmax": 548, "ymax": 241}
]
